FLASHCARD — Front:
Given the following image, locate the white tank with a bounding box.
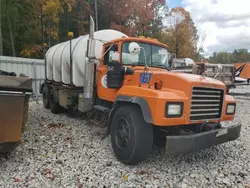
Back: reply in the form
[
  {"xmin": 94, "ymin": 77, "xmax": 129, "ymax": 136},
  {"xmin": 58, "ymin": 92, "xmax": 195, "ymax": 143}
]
[
  {"xmin": 185, "ymin": 58, "xmax": 195, "ymax": 65},
  {"xmin": 45, "ymin": 43, "xmax": 61, "ymax": 81},
  {"xmin": 61, "ymin": 37, "xmax": 84, "ymax": 85},
  {"xmin": 53, "ymin": 41, "xmax": 67, "ymax": 82},
  {"xmin": 45, "ymin": 29, "xmax": 128, "ymax": 87}
]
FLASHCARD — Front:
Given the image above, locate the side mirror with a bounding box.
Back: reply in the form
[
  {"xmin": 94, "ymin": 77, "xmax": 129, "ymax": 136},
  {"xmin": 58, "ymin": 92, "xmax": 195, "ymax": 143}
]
[
  {"xmin": 129, "ymin": 42, "xmax": 141, "ymax": 55},
  {"xmin": 110, "ymin": 52, "xmax": 120, "ymax": 62}
]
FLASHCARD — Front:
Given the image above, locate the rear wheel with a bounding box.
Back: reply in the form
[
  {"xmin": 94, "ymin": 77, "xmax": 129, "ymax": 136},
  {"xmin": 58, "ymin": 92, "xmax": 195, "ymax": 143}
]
[
  {"xmin": 42, "ymin": 86, "xmax": 50, "ymax": 109},
  {"xmin": 49, "ymin": 87, "xmax": 63, "ymax": 114},
  {"xmin": 111, "ymin": 105, "xmax": 153, "ymax": 165}
]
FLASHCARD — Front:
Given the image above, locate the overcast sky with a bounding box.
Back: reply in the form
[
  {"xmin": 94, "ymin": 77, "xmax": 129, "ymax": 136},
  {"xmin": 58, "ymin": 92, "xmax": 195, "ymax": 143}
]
[{"xmin": 166, "ymin": 0, "xmax": 250, "ymax": 56}]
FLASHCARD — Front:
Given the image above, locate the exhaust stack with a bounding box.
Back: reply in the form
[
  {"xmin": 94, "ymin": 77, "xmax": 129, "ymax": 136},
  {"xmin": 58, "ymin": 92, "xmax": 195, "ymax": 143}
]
[{"xmin": 79, "ymin": 16, "xmax": 96, "ymax": 113}]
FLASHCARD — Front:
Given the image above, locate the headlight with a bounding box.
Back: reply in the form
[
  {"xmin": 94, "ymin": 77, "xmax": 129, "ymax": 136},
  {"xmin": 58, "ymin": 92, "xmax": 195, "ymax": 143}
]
[
  {"xmin": 165, "ymin": 102, "xmax": 183, "ymax": 117},
  {"xmin": 226, "ymin": 104, "xmax": 236, "ymax": 115}
]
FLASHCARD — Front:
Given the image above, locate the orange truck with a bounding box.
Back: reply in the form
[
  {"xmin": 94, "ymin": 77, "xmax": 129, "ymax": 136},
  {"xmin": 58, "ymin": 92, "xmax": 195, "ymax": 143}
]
[
  {"xmin": 40, "ymin": 17, "xmax": 241, "ymax": 165},
  {"xmin": 234, "ymin": 62, "xmax": 250, "ymax": 84}
]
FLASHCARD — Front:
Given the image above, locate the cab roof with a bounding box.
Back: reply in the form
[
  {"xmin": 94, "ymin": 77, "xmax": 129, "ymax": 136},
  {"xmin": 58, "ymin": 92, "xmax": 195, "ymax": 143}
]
[{"xmin": 105, "ymin": 37, "xmax": 168, "ymax": 49}]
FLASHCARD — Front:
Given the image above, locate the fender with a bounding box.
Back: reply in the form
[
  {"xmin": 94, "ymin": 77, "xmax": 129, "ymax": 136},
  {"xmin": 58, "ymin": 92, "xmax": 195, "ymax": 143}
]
[
  {"xmin": 106, "ymin": 95, "xmax": 153, "ymax": 134},
  {"xmin": 113, "ymin": 95, "xmax": 153, "ymax": 124}
]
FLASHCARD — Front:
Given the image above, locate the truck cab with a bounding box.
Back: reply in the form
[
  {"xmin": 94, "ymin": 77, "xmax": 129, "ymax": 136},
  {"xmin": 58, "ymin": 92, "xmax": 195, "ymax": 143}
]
[{"xmin": 97, "ymin": 37, "xmax": 170, "ymax": 101}]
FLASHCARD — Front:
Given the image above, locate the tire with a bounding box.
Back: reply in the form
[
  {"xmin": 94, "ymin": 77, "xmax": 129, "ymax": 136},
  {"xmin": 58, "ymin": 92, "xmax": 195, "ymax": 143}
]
[
  {"xmin": 111, "ymin": 105, "xmax": 153, "ymax": 165},
  {"xmin": 49, "ymin": 88, "xmax": 63, "ymax": 114},
  {"xmin": 42, "ymin": 86, "xmax": 50, "ymax": 109}
]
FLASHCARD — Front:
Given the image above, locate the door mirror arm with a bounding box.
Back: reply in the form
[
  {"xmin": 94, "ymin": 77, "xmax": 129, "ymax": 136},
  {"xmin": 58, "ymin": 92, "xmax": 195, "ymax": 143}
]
[{"xmin": 121, "ymin": 66, "xmax": 134, "ymax": 75}]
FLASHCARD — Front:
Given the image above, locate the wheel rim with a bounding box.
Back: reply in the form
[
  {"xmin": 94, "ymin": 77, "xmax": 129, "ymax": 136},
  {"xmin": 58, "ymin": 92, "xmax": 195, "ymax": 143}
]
[{"xmin": 116, "ymin": 118, "xmax": 130, "ymax": 149}]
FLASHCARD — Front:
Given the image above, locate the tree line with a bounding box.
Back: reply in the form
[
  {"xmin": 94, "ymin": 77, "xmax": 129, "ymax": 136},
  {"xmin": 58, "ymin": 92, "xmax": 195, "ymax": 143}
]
[
  {"xmin": 208, "ymin": 49, "xmax": 250, "ymax": 64},
  {"xmin": 0, "ymin": 0, "xmax": 199, "ymax": 60}
]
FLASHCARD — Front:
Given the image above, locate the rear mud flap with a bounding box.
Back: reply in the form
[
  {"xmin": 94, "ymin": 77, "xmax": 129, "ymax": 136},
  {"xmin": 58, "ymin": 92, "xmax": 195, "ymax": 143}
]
[{"xmin": 166, "ymin": 124, "xmax": 241, "ymax": 154}]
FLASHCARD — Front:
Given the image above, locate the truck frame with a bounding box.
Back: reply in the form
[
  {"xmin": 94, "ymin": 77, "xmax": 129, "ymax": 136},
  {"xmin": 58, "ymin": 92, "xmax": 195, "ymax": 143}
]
[{"xmin": 40, "ymin": 17, "xmax": 241, "ymax": 165}]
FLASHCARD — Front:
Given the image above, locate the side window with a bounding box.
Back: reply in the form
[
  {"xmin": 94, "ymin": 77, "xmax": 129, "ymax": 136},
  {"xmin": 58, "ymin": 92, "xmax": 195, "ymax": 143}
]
[
  {"xmin": 121, "ymin": 43, "xmax": 130, "ymax": 65},
  {"xmin": 104, "ymin": 45, "xmax": 118, "ymax": 65},
  {"xmin": 104, "ymin": 47, "xmax": 110, "ymax": 65}
]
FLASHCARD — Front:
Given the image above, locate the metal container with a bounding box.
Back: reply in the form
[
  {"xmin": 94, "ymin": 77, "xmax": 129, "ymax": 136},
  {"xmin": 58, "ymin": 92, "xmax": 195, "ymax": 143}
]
[
  {"xmin": 0, "ymin": 75, "xmax": 32, "ymax": 153},
  {"xmin": 192, "ymin": 63, "xmax": 235, "ymax": 89}
]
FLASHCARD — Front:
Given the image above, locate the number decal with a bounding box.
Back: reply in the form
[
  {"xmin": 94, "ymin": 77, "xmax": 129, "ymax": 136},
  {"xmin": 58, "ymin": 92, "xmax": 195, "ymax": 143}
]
[{"xmin": 140, "ymin": 73, "xmax": 152, "ymax": 84}]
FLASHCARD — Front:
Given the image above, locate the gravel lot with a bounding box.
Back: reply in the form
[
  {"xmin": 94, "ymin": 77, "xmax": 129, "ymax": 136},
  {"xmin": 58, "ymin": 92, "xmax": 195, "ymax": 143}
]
[
  {"xmin": 230, "ymin": 84, "xmax": 250, "ymax": 95},
  {"xmin": 1, "ymin": 88, "xmax": 250, "ymax": 188}
]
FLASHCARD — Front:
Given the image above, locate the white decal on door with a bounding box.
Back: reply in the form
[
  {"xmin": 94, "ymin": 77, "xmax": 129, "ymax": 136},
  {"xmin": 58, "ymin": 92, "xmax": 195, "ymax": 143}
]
[{"xmin": 101, "ymin": 74, "xmax": 108, "ymax": 88}]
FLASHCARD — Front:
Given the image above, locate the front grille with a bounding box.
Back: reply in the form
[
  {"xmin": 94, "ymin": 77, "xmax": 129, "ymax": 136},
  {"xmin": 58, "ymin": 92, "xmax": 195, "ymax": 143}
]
[{"xmin": 190, "ymin": 87, "xmax": 224, "ymax": 121}]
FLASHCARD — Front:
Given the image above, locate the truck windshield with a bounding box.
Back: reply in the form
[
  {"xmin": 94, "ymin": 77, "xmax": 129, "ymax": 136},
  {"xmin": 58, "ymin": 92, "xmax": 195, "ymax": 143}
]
[{"xmin": 121, "ymin": 41, "xmax": 169, "ymax": 69}]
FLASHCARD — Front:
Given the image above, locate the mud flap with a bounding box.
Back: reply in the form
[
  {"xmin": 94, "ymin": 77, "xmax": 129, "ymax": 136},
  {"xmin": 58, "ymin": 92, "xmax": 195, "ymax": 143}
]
[{"xmin": 165, "ymin": 124, "xmax": 241, "ymax": 154}]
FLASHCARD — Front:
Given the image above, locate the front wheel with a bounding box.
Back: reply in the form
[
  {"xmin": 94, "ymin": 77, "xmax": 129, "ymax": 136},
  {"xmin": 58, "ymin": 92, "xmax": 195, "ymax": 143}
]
[{"xmin": 111, "ymin": 105, "xmax": 153, "ymax": 165}]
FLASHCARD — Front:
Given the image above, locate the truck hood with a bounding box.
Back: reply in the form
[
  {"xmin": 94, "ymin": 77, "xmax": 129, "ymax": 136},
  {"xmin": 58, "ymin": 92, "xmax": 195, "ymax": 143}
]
[
  {"xmin": 132, "ymin": 68, "xmax": 226, "ymax": 95},
  {"xmin": 171, "ymin": 72, "xmax": 225, "ymax": 86},
  {"xmin": 159, "ymin": 71, "xmax": 226, "ymax": 94}
]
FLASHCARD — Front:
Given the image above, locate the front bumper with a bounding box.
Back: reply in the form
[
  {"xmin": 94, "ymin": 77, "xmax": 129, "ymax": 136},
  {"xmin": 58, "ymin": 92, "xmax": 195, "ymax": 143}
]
[{"xmin": 165, "ymin": 124, "xmax": 241, "ymax": 154}]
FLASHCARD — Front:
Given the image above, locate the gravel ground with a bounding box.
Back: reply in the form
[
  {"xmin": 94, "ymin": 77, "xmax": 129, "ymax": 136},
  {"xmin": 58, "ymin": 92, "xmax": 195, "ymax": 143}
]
[
  {"xmin": 230, "ymin": 84, "xmax": 250, "ymax": 95},
  {"xmin": 1, "ymin": 92, "xmax": 250, "ymax": 187}
]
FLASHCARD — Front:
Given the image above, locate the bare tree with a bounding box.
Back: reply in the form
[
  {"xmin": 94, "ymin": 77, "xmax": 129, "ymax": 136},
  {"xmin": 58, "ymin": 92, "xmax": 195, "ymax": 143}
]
[{"xmin": 195, "ymin": 18, "xmax": 207, "ymax": 56}]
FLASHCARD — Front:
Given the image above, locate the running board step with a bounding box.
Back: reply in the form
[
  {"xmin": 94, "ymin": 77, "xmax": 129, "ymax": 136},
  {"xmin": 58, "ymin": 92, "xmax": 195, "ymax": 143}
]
[{"xmin": 93, "ymin": 105, "xmax": 110, "ymax": 113}]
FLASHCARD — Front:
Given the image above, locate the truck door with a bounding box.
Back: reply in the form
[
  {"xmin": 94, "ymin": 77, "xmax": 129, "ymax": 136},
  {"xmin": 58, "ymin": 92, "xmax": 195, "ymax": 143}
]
[{"xmin": 97, "ymin": 44, "xmax": 124, "ymax": 101}]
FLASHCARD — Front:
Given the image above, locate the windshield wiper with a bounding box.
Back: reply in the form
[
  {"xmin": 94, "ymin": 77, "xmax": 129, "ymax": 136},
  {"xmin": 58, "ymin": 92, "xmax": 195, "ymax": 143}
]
[
  {"xmin": 151, "ymin": 63, "xmax": 170, "ymax": 71},
  {"xmin": 131, "ymin": 62, "xmax": 145, "ymax": 67}
]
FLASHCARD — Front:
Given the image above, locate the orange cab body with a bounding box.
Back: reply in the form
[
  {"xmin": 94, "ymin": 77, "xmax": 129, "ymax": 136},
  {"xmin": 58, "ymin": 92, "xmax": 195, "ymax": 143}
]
[{"xmin": 96, "ymin": 37, "xmax": 236, "ymax": 127}]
